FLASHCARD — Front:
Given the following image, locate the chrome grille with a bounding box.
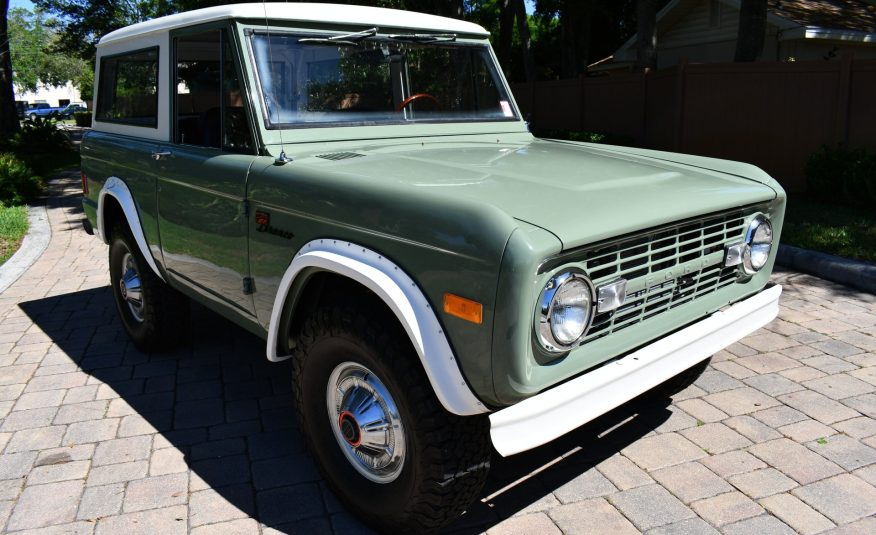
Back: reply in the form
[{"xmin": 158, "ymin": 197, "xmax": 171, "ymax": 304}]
[{"xmin": 580, "ymin": 211, "xmax": 747, "ymax": 344}]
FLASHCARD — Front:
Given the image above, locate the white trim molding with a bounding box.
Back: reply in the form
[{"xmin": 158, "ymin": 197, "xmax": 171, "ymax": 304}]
[
  {"xmin": 97, "ymin": 177, "xmax": 166, "ymax": 283},
  {"xmin": 490, "ymin": 284, "xmax": 783, "ymax": 456},
  {"xmin": 266, "ymin": 239, "xmax": 489, "ymax": 416},
  {"xmin": 100, "ymin": 3, "xmax": 489, "ymax": 45},
  {"xmin": 93, "ymin": 32, "xmax": 170, "ymax": 142}
]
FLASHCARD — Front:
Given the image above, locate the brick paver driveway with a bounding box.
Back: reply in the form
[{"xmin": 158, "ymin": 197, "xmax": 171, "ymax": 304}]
[{"xmin": 1, "ymin": 176, "xmax": 876, "ymax": 534}]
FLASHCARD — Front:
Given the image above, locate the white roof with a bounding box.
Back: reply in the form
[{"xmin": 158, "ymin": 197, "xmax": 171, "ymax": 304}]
[{"xmin": 99, "ymin": 2, "xmax": 489, "ymax": 45}]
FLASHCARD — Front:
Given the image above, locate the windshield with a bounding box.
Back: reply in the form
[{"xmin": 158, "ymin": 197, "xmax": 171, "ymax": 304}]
[{"xmin": 249, "ymin": 31, "xmax": 517, "ymax": 128}]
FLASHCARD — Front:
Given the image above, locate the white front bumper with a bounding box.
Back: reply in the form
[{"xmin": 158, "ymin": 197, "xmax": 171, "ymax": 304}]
[{"xmin": 489, "ymin": 284, "xmax": 782, "ymax": 457}]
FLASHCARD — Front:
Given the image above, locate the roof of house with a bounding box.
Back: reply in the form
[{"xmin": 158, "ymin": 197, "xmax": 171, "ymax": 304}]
[
  {"xmin": 99, "ymin": 2, "xmax": 488, "ymax": 46},
  {"xmin": 612, "ymin": 0, "xmax": 876, "ymax": 61},
  {"xmin": 769, "ymin": 0, "xmax": 876, "ymax": 33}
]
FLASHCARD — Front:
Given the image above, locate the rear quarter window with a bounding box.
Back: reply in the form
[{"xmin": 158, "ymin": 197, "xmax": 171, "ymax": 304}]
[{"xmin": 96, "ymin": 47, "xmax": 159, "ymax": 128}]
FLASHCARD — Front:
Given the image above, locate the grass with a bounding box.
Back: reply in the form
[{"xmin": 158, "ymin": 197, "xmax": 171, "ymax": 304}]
[
  {"xmin": 781, "ymin": 194, "xmax": 876, "ymax": 265},
  {"xmin": 0, "ymin": 204, "xmax": 29, "ymax": 265}
]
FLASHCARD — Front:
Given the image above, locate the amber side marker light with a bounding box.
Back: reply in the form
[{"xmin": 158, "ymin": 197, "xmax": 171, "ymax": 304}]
[
  {"xmin": 443, "ymin": 293, "xmax": 483, "ymax": 324},
  {"xmin": 81, "ymin": 172, "xmax": 88, "ymax": 195}
]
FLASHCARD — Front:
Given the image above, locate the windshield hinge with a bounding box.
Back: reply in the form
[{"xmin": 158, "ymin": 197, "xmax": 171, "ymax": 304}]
[{"xmin": 242, "ymin": 277, "xmax": 255, "ymax": 295}]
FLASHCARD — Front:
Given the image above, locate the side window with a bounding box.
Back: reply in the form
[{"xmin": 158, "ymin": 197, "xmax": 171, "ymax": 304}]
[
  {"xmin": 96, "ymin": 48, "xmax": 159, "ymax": 127},
  {"xmin": 175, "ymin": 30, "xmax": 253, "ymax": 152}
]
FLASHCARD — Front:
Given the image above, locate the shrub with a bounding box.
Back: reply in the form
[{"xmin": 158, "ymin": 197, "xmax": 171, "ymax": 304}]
[
  {"xmin": 11, "ymin": 116, "xmax": 72, "ymax": 156},
  {"xmin": 5, "ymin": 116, "xmax": 78, "ymax": 177},
  {"xmin": 0, "ymin": 153, "xmax": 43, "ymax": 205},
  {"xmin": 73, "ymin": 111, "xmax": 93, "ymax": 127},
  {"xmin": 806, "ymin": 145, "xmax": 876, "ymax": 207}
]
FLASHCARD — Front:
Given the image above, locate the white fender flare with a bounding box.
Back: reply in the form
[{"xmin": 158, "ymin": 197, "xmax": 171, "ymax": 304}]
[
  {"xmin": 97, "ymin": 177, "xmax": 166, "ymax": 282},
  {"xmin": 266, "ymin": 239, "xmax": 489, "ymax": 416}
]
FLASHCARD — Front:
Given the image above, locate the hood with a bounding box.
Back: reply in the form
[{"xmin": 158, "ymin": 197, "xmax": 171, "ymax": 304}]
[{"xmin": 297, "ymin": 137, "xmax": 777, "ymax": 250}]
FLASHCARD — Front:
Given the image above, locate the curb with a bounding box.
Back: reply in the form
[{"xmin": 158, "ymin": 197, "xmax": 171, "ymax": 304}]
[
  {"xmin": 0, "ymin": 203, "xmax": 51, "ymax": 294},
  {"xmin": 776, "ymin": 244, "xmax": 876, "ymax": 295}
]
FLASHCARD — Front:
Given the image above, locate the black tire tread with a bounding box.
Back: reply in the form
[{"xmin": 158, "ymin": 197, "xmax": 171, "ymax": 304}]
[
  {"xmin": 291, "ymin": 300, "xmax": 490, "ymax": 533},
  {"xmin": 110, "ymin": 225, "xmax": 188, "ymax": 352}
]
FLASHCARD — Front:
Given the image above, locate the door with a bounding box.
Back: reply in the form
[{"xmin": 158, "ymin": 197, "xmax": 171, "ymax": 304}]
[{"xmin": 156, "ymin": 27, "xmax": 258, "ymax": 313}]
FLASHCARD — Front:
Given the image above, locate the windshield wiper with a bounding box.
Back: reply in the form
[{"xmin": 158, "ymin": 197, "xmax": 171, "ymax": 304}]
[
  {"xmin": 298, "ymin": 27, "xmax": 378, "ymax": 46},
  {"xmin": 387, "ymin": 33, "xmax": 457, "ymax": 43}
]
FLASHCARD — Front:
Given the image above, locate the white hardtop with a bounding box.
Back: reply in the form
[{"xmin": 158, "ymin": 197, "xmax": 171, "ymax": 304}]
[{"xmin": 98, "ymin": 2, "xmax": 489, "ymax": 46}]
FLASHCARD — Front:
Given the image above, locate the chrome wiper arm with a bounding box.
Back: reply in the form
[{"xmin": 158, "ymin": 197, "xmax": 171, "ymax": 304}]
[
  {"xmin": 298, "ymin": 27, "xmax": 378, "ymax": 46},
  {"xmin": 386, "ymin": 33, "xmax": 457, "ymax": 42}
]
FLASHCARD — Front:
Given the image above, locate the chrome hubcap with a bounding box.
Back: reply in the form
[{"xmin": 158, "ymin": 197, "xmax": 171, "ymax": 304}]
[
  {"xmin": 119, "ymin": 252, "xmax": 144, "ymax": 323},
  {"xmin": 327, "ymin": 362, "xmax": 405, "ymax": 483}
]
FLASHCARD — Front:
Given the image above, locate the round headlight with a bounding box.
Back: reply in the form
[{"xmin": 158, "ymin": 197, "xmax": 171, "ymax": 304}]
[
  {"xmin": 538, "ymin": 272, "xmax": 594, "ymax": 352},
  {"xmin": 743, "ymin": 215, "xmax": 773, "ymax": 275}
]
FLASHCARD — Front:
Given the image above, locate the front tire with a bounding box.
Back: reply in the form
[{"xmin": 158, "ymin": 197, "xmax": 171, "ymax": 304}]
[
  {"xmin": 292, "ymin": 302, "xmax": 490, "ymax": 533},
  {"xmin": 109, "ymin": 225, "xmax": 188, "ymax": 351}
]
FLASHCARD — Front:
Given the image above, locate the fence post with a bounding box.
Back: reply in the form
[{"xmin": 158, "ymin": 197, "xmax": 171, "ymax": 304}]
[
  {"xmin": 674, "ymin": 60, "xmax": 688, "ymax": 152},
  {"xmin": 579, "ymin": 74, "xmax": 587, "ymax": 132},
  {"xmin": 836, "ymin": 53, "xmax": 853, "ymax": 147},
  {"xmin": 642, "ymin": 70, "xmax": 649, "ymax": 147}
]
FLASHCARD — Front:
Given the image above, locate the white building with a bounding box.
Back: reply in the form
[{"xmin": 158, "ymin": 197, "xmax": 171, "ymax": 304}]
[{"xmin": 15, "ymin": 81, "xmax": 83, "ymax": 107}]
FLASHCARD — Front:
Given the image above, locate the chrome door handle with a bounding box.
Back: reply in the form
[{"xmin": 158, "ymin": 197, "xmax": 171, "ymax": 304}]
[{"xmin": 151, "ymin": 151, "xmax": 171, "ymax": 161}]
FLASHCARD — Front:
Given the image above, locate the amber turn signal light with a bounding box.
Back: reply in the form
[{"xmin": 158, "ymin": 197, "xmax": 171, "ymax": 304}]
[{"xmin": 443, "ymin": 293, "xmax": 483, "ymax": 324}]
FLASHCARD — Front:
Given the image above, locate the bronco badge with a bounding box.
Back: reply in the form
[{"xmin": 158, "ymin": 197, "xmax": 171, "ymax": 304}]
[{"xmin": 255, "ymin": 211, "xmax": 294, "ymax": 240}]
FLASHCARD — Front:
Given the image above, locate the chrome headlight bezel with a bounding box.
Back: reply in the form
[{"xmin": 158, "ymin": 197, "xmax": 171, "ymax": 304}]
[
  {"xmin": 742, "ymin": 214, "xmax": 773, "ymax": 275},
  {"xmin": 537, "ymin": 271, "xmax": 596, "ymax": 353}
]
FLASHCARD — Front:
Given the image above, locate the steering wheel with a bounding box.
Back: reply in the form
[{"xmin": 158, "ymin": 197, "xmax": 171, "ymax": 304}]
[{"xmin": 396, "ymin": 93, "xmax": 439, "ymax": 112}]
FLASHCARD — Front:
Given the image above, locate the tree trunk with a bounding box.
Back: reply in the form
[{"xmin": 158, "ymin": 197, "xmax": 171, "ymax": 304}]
[
  {"xmin": 497, "ymin": 0, "xmax": 514, "ymax": 77},
  {"xmin": 636, "ymin": 0, "xmax": 658, "ymax": 73},
  {"xmin": 579, "ymin": 2, "xmax": 592, "ymax": 73},
  {"xmin": 512, "ymin": 0, "xmax": 535, "ymax": 82},
  {"xmin": 449, "ymin": 0, "xmax": 465, "ymax": 19},
  {"xmin": 560, "ymin": 3, "xmax": 578, "ymax": 78},
  {"xmin": 0, "ymin": 0, "xmax": 21, "ymax": 140},
  {"xmin": 735, "ymin": 0, "xmax": 767, "ymax": 62},
  {"xmin": 558, "ymin": 1, "xmax": 593, "ymax": 78}
]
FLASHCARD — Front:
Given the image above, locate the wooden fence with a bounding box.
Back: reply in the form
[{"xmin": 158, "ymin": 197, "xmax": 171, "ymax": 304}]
[{"xmin": 511, "ymin": 57, "xmax": 876, "ymax": 191}]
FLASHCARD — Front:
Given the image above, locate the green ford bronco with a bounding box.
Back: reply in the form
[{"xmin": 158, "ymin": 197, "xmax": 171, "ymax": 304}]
[{"xmin": 81, "ymin": 3, "xmax": 785, "ymax": 532}]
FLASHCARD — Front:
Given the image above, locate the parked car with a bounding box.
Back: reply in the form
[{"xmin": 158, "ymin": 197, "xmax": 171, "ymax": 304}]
[
  {"xmin": 57, "ymin": 103, "xmax": 88, "ymax": 119},
  {"xmin": 24, "ymin": 102, "xmax": 85, "ymax": 121},
  {"xmin": 81, "ymin": 4, "xmax": 786, "ymax": 532},
  {"xmin": 23, "ymin": 102, "xmax": 52, "ymax": 120}
]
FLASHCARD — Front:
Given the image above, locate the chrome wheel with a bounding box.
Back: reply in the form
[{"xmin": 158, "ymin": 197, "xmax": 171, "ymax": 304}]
[
  {"xmin": 326, "ymin": 362, "xmax": 406, "ymax": 483},
  {"xmin": 119, "ymin": 252, "xmax": 145, "ymax": 323}
]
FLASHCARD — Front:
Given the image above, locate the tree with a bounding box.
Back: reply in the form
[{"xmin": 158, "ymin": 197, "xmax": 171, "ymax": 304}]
[
  {"xmin": 32, "ymin": 1, "xmax": 178, "ymax": 61},
  {"xmin": 735, "ymin": 0, "xmax": 767, "ymax": 62},
  {"xmin": 533, "ymin": 0, "xmax": 592, "ymax": 79},
  {"xmin": 32, "ymin": 1, "xmax": 470, "ymax": 63},
  {"xmin": 512, "ymin": 0, "xmax": 534, "ymax": 82},
  {"xmin": 8, "ymin": 8, "xmax": 87, "ymax": 94},
  {"xmin": 497, "ymin": 0, "xmax": 514, "ymax": 75},
  {"xmin": 1, "ymin": 0, "xmax": 19, "ymax": 139},
  {"xmin": 635, "ymin": 0, "xmax": 657, "ymax": 72}
]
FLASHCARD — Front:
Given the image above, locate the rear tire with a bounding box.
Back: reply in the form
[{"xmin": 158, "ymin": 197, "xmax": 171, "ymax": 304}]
[
  {"xmin": 109, "ymin": 225, "xmax": 189, "ymax": 351},
  {"xmin": 292, "ymin": 301, "xmax": 490, "ymax": 533}
]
